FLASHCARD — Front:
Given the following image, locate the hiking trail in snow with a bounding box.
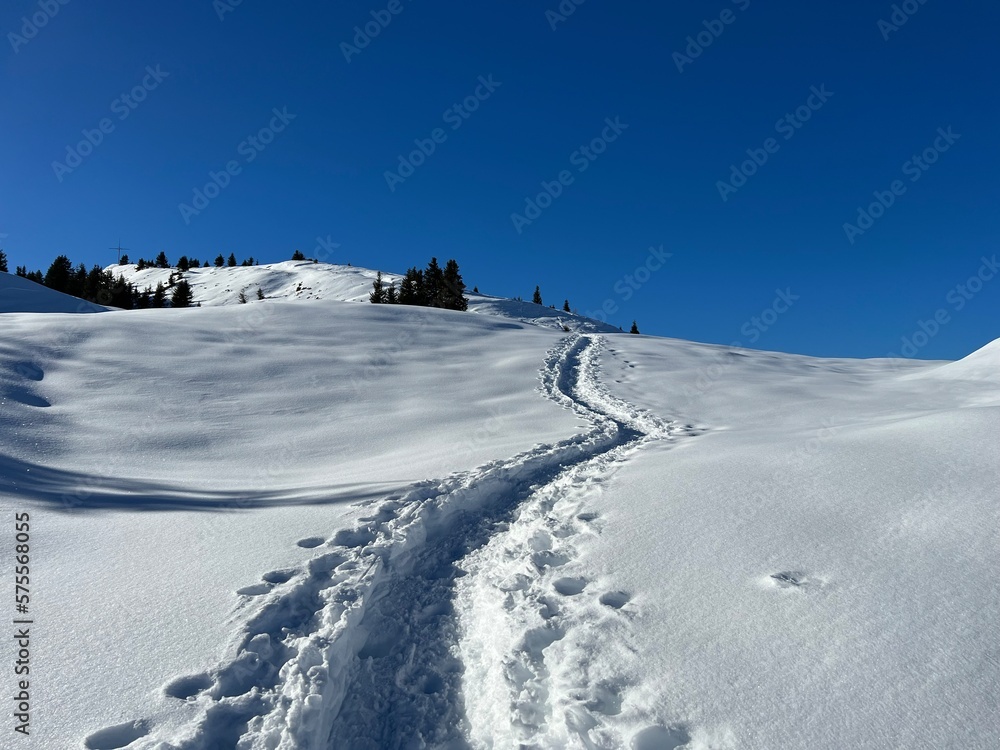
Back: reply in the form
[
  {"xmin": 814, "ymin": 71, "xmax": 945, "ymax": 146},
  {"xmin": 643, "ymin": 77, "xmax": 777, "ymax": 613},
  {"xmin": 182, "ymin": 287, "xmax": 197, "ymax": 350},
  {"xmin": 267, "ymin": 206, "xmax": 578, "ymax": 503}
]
[{"xmin": 99, "ymin": 334, "xmax": 703, "ymax": 750}]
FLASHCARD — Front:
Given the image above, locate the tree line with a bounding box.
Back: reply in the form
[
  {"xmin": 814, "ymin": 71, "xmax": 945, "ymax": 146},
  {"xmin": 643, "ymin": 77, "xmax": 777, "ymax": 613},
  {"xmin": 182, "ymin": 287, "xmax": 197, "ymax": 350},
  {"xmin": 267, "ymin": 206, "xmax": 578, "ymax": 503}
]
[
  {"xmin": 10, "ymin": 254, "xmax": 195, "ymax": 309},
  {"xmin": 370, "ymin": 257, "xmax": 468, "ymax": 311}
]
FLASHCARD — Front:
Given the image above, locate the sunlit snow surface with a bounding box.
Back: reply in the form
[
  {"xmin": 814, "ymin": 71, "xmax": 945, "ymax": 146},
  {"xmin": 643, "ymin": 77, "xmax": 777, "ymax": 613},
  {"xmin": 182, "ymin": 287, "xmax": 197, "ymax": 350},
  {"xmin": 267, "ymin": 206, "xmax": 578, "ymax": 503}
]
[{"xmin": 1, "ymin": 264, "xmax": 997, "ymax": 749}]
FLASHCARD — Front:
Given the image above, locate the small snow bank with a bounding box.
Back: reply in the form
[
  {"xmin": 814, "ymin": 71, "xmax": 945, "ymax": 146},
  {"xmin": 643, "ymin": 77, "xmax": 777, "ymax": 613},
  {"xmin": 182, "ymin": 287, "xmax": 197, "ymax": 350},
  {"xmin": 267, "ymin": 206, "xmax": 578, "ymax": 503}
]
[
  {"xmin": 0, "ymin": 272, "xmax": 107, "ymax": 314},
  {"xmin": 467, "ymin": 294, "xmax": 620, "ymax": 334},
  {"xmin": 912, "ymin": 337, "xmax": 1000, "ymax": 383}
]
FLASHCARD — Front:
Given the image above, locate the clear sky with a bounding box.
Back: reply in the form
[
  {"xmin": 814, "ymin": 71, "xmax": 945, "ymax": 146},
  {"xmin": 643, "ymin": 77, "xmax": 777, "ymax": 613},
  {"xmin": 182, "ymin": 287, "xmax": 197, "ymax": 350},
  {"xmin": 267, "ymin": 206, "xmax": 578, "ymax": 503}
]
[{"xmin": 2, "ymin": 0, "xmax": 997, "ymax": 359}]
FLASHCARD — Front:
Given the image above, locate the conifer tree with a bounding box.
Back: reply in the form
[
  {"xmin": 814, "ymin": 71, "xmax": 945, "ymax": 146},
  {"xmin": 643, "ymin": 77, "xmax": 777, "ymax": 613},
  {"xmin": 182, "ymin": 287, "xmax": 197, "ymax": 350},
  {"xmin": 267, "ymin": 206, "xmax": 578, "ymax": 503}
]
[
  {"xmin": 152, "ymin": 282, "xmax": 166, "ymax": 308},
  {"xmin": 630, "ymin": 321, "xmax": 640, "ymax": 335},
  {"xmin": 0, "ymin": 250, "xmax": 7, "ymax": 273},
  {"xmin": 238, "ymin": 290, "xmax": 247, "ymax": 304},
  {"xmin": 137, "ymin": 258, "xmax": 147, "ymax": 270},
  {"xmin": 369, "ymin": 271, "xmax": 386, "ymax": 303},
  {"xmin": 563, "ymin": 299, "xmax": 571, "ymax": 312},
  {"xmin": 119, "ymin": 254, "xmax": 129, "ymax": 265},
  {"xmin": 227, "ymin": 253, "xmax": 237, "ymax": 267},
  {"xmin": 215, "ymin": 254, "xmax": 225, "ymax": 267},
  {"xmin": 424, "ymin": 257, "xmax": 444, "ymax": 306},
  {"xmin": 190, "ymin": 259, "xmax": 201, "ymax": 268},
  {"xmin": 172, "ymin": 280, "xmax": 194, "ymax": 308},
  {"xmin": 441, "ymin": 259, "xmax": 468, "ymax": 311},
  {"xmin": 43, "ymin": 255, "xmax": 74, "ymax": 293},
  {"xmin": 256, "ymin": 287, "xmax": 265, "ymax": 300},
  {"xmin": 177, "ymin": 256, "xmax": 190, "ymax": 272},
  {"xmin": 155, "ymin": 251, "xmax": 169, "ymax": 269},
  {"xmin": 385, "ymin": 282, "xmax": 398, "ymax": 304},
  {"xmin": 291, "ymin": 249, "xmax": 306, "ymax": 261},
  {"xmin": 533, "ymin": 286, "xmax": 543, "ymax": 305},
  {"xmin": 398, "ymin": 267, "xmax": 424, "ymax": 305}
]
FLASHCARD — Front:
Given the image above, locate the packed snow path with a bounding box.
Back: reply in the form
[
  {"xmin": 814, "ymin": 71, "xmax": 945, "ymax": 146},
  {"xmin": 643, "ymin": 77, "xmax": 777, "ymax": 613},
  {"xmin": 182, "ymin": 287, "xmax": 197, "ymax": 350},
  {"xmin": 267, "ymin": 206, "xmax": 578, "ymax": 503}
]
[{"xmin": 120, "ymin": 335, "xmax": 701, "ymax": 750}]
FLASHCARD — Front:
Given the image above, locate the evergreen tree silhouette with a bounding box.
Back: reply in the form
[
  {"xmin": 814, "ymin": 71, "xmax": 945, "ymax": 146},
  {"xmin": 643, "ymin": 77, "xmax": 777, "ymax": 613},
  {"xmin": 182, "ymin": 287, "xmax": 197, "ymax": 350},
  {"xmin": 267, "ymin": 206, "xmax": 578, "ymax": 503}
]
[{"xmin": 172, "ymin": 280, "xmax": 194, "ymax": 307}]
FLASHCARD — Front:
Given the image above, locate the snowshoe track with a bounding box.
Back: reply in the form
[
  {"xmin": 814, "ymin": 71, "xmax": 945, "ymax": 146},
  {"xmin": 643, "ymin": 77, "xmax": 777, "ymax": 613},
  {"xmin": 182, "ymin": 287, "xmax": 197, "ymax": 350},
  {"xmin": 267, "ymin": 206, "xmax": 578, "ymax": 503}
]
[{"xmin": 125, "ymin": 334, "xmax": 701, "ymax": 749}]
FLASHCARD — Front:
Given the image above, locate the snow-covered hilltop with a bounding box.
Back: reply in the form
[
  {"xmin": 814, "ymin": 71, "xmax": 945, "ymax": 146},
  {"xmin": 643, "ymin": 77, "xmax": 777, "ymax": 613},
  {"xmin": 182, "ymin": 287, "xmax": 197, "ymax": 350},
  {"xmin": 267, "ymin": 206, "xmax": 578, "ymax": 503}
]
[
  {"xmin": 1, "ymin": 272, "xmax": 998, "ymax": 749},
  {"xmin": 106, "ymin": 260, "xmax": 621, "ymax": 333}
]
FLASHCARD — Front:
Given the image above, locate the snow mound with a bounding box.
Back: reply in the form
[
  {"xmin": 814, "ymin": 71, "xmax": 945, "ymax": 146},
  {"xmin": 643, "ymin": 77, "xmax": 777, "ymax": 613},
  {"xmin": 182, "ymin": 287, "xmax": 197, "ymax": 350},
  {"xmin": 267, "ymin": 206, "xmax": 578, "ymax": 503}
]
[
  {"xmin": 0, "ymin": 272, "xmax": 107, "ymax": 314},
  {"xmin": 915, "ymin": 337, "xmax": 1000, "ymax": 383}
]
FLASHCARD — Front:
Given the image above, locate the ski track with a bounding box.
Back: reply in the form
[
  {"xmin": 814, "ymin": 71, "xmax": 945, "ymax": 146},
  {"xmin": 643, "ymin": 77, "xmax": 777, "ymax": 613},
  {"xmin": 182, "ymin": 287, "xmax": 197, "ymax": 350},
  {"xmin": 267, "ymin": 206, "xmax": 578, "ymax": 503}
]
[{"xmin": 112, "ymin": 334, "xmax": 703, "ymax": 750}]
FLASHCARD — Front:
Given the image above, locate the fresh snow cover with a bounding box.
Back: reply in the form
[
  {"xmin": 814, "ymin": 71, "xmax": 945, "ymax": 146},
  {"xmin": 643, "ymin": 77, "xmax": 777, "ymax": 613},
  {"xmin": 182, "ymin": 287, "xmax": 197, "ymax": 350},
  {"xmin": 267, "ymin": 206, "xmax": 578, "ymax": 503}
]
[
  {"xmin": 0, "ymin": 272, "xmax": 107, "ymax": 314},
  {"xmin": 1, "ymin": 263, "xmax": 998, "ymax": 749},
  {"xmin": 108, "ymin": 261, "xmax": 617, "ymax": 333}
]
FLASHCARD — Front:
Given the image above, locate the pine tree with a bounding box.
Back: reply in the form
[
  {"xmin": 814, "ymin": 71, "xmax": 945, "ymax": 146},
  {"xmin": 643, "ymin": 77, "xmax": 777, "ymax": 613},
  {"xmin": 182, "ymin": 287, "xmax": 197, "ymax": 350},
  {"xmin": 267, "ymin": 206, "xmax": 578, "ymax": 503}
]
[
  {"xmin": 109, "ymin": 275, "xmax": 134, "ymax": 308},
  {"xmin": 177, "ymin": 256, "xmax": 190, "ymax": 272},
  {"xmin": 137, "ymin": 258, "xmax": 147, "ymax": 271},
  {"xmin": 563, "ymin": 299, "xmax": 571, "ymax": 312},
  {"xmin": 172, "ymin": 280, "xmax": 194, "ymax": 308},
  {"xmin": 238, "ymin": 290, "xmax": 248, "ymax": 304},
  {"xmin": 119, "ymin": 254, "xmax": 129, "ymax": 265},
  {"xmin": 385, "ymin": 282, "xmax": 398, "ymax": 304},
  {"xmin": 215, "ymin": 254, "xmax": 225, "ymax": 267},
  {"xmin": 472, "ymin": 286, "xmax": 479, "ymax": 294},
  {"xmin": 155, "ymin": 251, "xmax": 169, "ymax": 269},
  {"xmin": 369, "ymin": 271, "xmax": 386, "ymax": 303},
  {"xmin": 256, "ymin": 287, "xmax": 265, "ymax": 300},
  {"xmin": 630, "ymin": 321, "xmax": 640, "ymax": 335},
  {"xmin": 152, "ymin": 282, "xmax": 166, "ymax": 308},
  {"xmin": 190, "ymin": 259, "xmax": 201, "ymax": 268},
  {"xmin": 291, "ymin": 250, "xmax": 306, "ymax": 261},
  {"xmin": 441, "ymin": 259, "xmax": 468, "ymax": 311},
  {"xmin": 43, "ymin": 255, "xmax": 74, "ymax": 293},
  {"xmin": 227, "ymin": 253, "xmax": 237, "ymax": 267},
  {"xmin": 398, "ymin": 267, "xmax": 425, "ymax": 305},
  {"xmin": 424, "ymin": 257, "xmax": 444, "ymax": 306},
  {"xmin": 532, "ymin": 286, "xmax": 543, "ymax": 305},
  {"xmin": 0, "ymin": 250, "xmax": 7, "ymax": 273}
]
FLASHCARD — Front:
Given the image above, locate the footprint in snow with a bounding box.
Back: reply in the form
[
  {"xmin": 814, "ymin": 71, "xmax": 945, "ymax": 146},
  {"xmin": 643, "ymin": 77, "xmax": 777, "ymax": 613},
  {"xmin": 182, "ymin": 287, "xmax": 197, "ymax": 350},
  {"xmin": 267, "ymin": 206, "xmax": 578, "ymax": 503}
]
[
  {"xmin": 164, "ymin": 673, "xmax": 213, "ymax": 700},
  {"xmin": 553, "ymin": 577, "xmax": 588, "ymax": 596},
  {"xmin": 531, "ymin": 549, "xmax": 571, "ymax": 569},
  {"xmin": 83, "ymin": 719, "xmax": 151, "ymax": 749},
  {"xmin": 236, "ymin": 583, "xmax": 272, "ymax": 597},
  {"xmin": 631, "ymin": 724, "xmax": 692, "ymax": 750},
  {"xmin": 296, "ymin": 536, "xmax": 325, "ymax": 549},
  {"xmin": 599, "ymin": 590, "xmax": 631, "ymax": 610},
  {"xmin": 261, "ymin": 569, "xmax": 295, "ymax": 584}
]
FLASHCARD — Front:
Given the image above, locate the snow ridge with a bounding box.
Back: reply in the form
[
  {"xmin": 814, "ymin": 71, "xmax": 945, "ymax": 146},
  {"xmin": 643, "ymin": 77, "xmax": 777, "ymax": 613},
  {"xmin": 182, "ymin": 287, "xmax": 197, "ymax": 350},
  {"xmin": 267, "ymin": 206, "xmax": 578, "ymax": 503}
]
[{"xmin": 131, "ymin": 335, "xmax": 701, "ymax": 749}]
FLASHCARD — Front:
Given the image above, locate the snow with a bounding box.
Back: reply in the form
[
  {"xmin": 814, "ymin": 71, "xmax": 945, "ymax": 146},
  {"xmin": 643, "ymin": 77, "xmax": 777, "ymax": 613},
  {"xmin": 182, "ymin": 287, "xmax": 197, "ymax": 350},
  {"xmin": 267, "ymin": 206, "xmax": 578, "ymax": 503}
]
[
  {"xmin": 1, "ymin": 264, "xmax": 998, "ymax": 749},
  {"xmin": 107, "ymin": 261, "xmax": 613, "ymax": 333},
  {"xmin": 0, "ymin": 272, "xmax": 107, "ymax": 314}
]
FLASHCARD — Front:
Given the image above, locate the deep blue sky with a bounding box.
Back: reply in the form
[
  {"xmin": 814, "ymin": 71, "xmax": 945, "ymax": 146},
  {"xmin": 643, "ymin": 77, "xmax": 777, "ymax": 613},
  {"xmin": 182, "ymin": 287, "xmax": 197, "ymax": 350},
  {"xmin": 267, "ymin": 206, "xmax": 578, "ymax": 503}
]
[{"xmin": 2, "ymin": 1, "xmax": 997, "ymax": 359}]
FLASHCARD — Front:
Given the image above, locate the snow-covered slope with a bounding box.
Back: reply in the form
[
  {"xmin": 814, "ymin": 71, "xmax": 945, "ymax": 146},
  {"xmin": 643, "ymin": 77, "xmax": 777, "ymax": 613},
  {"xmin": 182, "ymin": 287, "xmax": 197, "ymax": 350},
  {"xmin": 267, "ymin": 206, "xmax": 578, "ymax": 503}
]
[
  {"xmin": 1, "ymin": 276, "xmax": 998, "ymax": 749},
  {"xmin": 108, "ymin": 260, "xmax": 616, "ymax": 332},
  {"xmin": 0, "ymin": 271, "xmax": 107, "ymax": 314}
]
